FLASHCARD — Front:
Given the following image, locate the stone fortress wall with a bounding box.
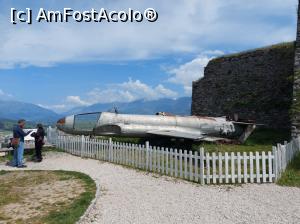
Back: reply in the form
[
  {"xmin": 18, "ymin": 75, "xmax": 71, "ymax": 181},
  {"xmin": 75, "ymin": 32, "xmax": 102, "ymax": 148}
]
[
  {"xmin": 291, "ymin": 2, "xmax": 300, "ymax": 137},
  {"xmin": 191, "ymin": 43, "xmax": 295, "ymax": 129}
]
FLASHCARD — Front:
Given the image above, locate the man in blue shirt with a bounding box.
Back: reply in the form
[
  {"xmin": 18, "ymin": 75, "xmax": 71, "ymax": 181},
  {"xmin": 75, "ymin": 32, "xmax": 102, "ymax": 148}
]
[{"xmin": 11, "ymin": 119, "xmax": 31, "ymax": 168}]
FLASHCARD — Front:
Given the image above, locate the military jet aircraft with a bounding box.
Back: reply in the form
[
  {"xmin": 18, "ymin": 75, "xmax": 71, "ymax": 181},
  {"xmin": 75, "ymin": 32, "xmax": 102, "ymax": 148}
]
[{"xmin": 56, "ymin": 112, "xmax": 256, "ymax": 143}]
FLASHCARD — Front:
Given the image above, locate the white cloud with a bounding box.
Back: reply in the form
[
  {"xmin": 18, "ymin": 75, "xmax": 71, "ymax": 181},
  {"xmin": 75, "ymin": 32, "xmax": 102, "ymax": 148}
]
[
  {"xmin": 0, "ymin": 0, "xmax": 297, "ymax": 69},
  {"xmin": 66, "ymin": 96, "xmax": 90, "ymax": 106},
  {"xmin": 38, "ymin": 104, "xmax": 67, "ymax": 110},
  {"xmin": 0, "ymin": 89, "xmax": 13, "ymax": 99},
  {"xmin": 202, "ymin": 50, "xmax": 224, "ymax": 56},
  {"xmin": 87, "ymin": 79, "xmax": 177, "ymax": 103},
  {"xmin": 155, "ymin": 84, "xmax": 178, "ymax": 98},
  {"xmin": 167, "ymin": 51, "xmax": 224, "ymax": 94},
  {"xmin": 40, "ymin": 79, "xmax": 178, "ymax": 112}
]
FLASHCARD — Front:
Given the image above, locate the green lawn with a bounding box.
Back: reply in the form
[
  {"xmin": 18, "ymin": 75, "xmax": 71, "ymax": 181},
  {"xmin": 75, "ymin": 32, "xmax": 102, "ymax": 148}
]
[
  {"xmin": 277, "ymin": 152, "xmax": 300, "ymax": 188},
  {"xmin": 193, "ymin": 128, "xmax": 290, "ymax": 153}
]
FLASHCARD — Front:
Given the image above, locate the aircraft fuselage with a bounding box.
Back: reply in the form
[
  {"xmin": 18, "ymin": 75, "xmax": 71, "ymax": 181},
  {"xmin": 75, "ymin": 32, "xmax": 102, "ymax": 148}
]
[{"xmin": 57, "ymin": 112, "xmax": 255, "ymax": 143}]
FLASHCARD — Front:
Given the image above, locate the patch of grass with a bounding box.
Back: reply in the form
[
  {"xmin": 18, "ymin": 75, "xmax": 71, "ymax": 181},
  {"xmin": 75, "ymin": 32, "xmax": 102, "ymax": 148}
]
[
  {"xmin": 0, "ymin": 183, "xmax": 20, "ymax": 208},
  {"xmin": 0, "ymin": 153, "xmax": 13, "ymax": 163},
  {"xmin": 193, "ymin": 128, "xmax": 290, "ymax": 153},
  {"xmin": 194, "ymin": 143, "xmax": 271, "ymax": 153},
  {"xmin": 245, "ymin": 128, "xmax": 290, "ymax": 146},
  {"xmin": 42, "ymin": 171, "xmax": 96, "ymax": 224},
  {"xmin": 277, "ymin": 153, "xmax": 300, "ymax": 187},
  {"xmin": 0, "ymin": 170, "xmax": 8, "ymax": 175},
  {"xmin": 43, "ymin": 191, "xmax": 94, "ymax": 224},
  {"xmin": 0, "ymin": 148, "xmax": 35, "ymax": 163},
  {"xmin": 0, "ymin": 170, "xmax": 96, "ymax": 224},
  {"xmin": 44, "ymin": 147, "xmax": 64, "ymax": 153},
  {"xmin": 97, "ymin": 136, "xmax": 142, "ymax": 144},
  {"xmin": 0, "ymin": 171, "xmax": 57, "ymax": 208}
]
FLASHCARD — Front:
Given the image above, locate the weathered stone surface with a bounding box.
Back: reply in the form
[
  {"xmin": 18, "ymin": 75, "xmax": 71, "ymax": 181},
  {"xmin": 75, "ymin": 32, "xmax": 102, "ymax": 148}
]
[
  {"xmin": 192, "ymin": 42, "xmax": 295, "ymax": 129},
  {"xmin": 292, "ymin": 0, "xmax": 300, "ymax": 137}
]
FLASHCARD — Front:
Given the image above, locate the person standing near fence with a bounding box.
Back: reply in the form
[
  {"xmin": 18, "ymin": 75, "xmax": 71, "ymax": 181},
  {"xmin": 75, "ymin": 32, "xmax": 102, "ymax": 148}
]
[
  {"xmin": 31, "ymin": 124, "xmax": 45, "ymax": 162},
  {"xmin": 10, "ymin": 119, "xmax": 31, "ymax": 168}
]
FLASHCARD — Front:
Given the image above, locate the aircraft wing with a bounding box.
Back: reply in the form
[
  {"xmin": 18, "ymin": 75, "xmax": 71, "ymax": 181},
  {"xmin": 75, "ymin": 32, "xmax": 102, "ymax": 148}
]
[
  {"xmin": 147, "ymin": 130, "xmax": 233, "ymax": 142},
  {"xmin": 147, "ymin": 130, "xmax": 203, "ymax": 140}
]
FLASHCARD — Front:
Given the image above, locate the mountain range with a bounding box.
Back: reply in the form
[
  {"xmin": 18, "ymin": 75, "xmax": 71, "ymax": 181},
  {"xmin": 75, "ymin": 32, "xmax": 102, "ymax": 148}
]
[
  {"xmin": 0, "ymin": 100, "xmax": 59, "ymax": 123},
  {"xmin": 64, "ymin": 97, "xmax": 191, "ymax": 116},
  {"xmin": 0, "ymin": 97, "xmax": 191, "ymax": 124}
]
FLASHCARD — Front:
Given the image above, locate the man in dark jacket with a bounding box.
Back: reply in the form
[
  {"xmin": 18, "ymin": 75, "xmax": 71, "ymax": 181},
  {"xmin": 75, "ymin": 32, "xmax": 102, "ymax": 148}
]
[
  {"xmin": 31, "ymin": 124, "xmax": 45, "ymax": 162},
  {"xmin": 11, "ymin": 119, "xmax": 31, "ymax": 168}
]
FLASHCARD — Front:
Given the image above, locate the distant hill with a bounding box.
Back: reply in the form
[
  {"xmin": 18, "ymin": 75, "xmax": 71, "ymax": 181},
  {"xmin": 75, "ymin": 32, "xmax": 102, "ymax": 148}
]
[
  {"xmin": 0, "ymin": 118, "xmax": 37, "ymax": 131},
  {"xmin": 0, "ymin": 100, "xmax": 59, "ymax": 123},
  {"xmin": 64, "ymin": 97, "xmax": 191, "ymax": 116}
]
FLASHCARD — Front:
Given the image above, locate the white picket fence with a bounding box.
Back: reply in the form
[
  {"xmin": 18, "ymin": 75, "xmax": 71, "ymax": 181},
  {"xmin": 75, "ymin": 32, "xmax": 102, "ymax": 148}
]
[
  {"xmin": 47, "ymin": 127, "xmax": 300, "ymax": 185},
  {"xmin": 272, "ymin": 139, "xmax": 300, "ymax": 180}
]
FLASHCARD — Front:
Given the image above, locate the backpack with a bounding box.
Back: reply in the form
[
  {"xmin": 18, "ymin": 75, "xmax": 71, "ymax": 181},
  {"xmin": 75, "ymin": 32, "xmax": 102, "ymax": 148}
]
[{"xmin": 11, "ymin": 138, "xmax": 20, "ymax": 147}]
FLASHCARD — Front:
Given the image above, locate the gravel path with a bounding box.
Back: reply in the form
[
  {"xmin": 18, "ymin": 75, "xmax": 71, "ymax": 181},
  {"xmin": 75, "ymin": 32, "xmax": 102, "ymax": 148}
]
[{"xmin": 1, "ymin": 151, "xmax": 300, "ymax": 224}]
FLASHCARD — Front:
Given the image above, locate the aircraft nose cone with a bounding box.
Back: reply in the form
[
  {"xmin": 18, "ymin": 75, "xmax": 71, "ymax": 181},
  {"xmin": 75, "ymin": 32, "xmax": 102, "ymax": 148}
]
[{"xmin": 56, "ymin": 117, "xmax": 66, "ymax": 130}]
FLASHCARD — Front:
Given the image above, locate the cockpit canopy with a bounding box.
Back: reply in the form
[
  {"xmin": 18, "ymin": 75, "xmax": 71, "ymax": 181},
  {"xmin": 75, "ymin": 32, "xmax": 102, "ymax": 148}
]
[{"xmin": 73, "ymin": 112, "xmax": 101, "ymax": 131}]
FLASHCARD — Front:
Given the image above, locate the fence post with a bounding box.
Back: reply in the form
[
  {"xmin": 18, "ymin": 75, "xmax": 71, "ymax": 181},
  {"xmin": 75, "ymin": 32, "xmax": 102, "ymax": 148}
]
[
  {"xmin": 284, "ymin": 141, "xmax": 289, "ymax": 164},
  {"xmin": 189, "ymin": 150, "xmax": 193, "ymax": 181},
  {"xmin": 109, "ymin": 138, "xmax": 112, "ymax": 162},
  {"xmin": 268, "ymin": 151, "xmax": 273, "ymax": 183},
  {"xmin": 200, "ymin": 147, "xmax": 205, "ymax": 185},
  {"xmin": 277, "ymin": 144, "xmax": 282, "ymax": 179},
  {"xmin": 255, "ymin": 152, "xmax": 260, "ymax": 183},
  {"xmin": 283, "ymin": 142, "xmax": 287, "ymax": 170},
  {"xmin": 272, "ymin": 146, "xmax": 277, "ymax": 181},
  {"xmin": 81, "ymin": 135, "xmax": 85, "ymax": 157},
  {"xmin": 146, "ymin": 141, "xmax": 149, "ymax": 171}
]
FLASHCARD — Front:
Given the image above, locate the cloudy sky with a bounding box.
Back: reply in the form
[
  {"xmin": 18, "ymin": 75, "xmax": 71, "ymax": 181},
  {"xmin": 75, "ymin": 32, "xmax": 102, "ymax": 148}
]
[{"xmin": 0, "ymin": 0, "xmax": 298, "ymax": 113}]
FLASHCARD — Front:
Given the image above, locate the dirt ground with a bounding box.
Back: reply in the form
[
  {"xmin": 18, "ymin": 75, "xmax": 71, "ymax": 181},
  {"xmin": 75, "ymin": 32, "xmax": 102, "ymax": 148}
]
[{"xmin": 0, "ymin": 171, "xmax": 85, "ymax": 224}]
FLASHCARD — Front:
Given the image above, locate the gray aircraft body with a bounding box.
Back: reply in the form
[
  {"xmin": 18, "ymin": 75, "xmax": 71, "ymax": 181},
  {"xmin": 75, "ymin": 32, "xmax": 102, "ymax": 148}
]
[{"xmin": 56, "ymin": 112, "xmax": 256, "ymax": 143}]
